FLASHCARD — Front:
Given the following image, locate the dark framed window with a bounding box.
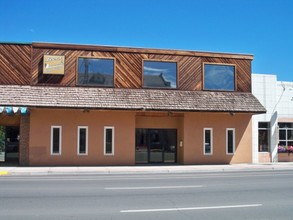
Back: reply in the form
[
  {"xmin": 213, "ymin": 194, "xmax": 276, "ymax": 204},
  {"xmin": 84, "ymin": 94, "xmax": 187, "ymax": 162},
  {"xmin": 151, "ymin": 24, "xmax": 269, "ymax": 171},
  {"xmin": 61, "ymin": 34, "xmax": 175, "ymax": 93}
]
[
  {"xmin": 203, "ymin": 128, "xmax": 213, "ymax": 155},
  {"xmin": 203, "ymin": 63, "xmax": 236, "ymax": 91},
  {"xmin": 77, "ymin": 57, "xmax": 114, "ymax": 87},
  {"xmin": 78, "ymin": 126, "xmax": 88, "ymax": 155},
  {"xmin": 51, "ymin": 126, "xmax": 61, "ymax": 155},
  {"xmin": 258, "ymin": 122, "xmax": 270, "ymax": 152},
  {"xmin": 226, "ymin": 128, "xmax": 235, "ymax": 154},
  {"xmin": 104, "ymin": 127, "xmax": 114, "ymax": 155},
  {"xmin": 143, "ymin": 61, "xmax": 177, "ymax": 88},
  {"xmin": 278, "ymin": 123, "xmax": 293, "ymax": 147}
]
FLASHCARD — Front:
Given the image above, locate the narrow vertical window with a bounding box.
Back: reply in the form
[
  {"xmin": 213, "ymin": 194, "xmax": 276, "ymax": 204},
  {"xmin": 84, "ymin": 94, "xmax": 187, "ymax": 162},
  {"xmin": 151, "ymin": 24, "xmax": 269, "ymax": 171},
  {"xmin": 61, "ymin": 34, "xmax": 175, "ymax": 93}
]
[
  {"xmin": 51, "ymin": 126, "xmax": 61, "ymax": 155},
  {"xmin": 104, "ymin": 127, "xmax": 114, "ymax": 155},
  {"xmin": 226, "ymin": 128, "xmax": 235, "ymax": 155},
  {"xmin": 203, "ymin": 128, "xmax": 213, "ymax": 155},
  {"xmin": 78, "ymin": 126, "xmax": 88, "ymax": 155},
  {"xmin": 258, "ymin": 122, "xmax": 270, "ymax": 152}
]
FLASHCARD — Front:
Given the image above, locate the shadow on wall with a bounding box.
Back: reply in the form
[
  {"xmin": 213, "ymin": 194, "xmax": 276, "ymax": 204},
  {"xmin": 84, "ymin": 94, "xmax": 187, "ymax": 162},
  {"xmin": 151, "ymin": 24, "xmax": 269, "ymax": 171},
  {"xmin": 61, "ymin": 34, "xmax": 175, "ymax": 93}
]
[
  {"xmin": 271, "ymin": 111, "xmax": 278, "ymax": 162},
  {"xmin": 230, "ymin": 114, "xmax": 253, "ymax": 164}
]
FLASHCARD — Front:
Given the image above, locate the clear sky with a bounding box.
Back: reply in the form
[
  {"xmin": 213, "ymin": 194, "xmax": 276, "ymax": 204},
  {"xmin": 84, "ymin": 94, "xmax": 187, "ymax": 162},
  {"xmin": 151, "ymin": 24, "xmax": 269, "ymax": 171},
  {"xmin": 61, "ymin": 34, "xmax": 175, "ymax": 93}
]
[{"xmin": 0, "ymin": 0, "xmax": 292, "ymax": 82}]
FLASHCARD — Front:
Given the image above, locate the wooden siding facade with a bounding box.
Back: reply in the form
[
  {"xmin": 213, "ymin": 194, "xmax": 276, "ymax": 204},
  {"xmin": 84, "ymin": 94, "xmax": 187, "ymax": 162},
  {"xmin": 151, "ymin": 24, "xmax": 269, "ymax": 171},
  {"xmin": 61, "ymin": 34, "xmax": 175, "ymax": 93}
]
[
  {"xmin": 0, "ymin": 44, "xmax": 31, "ymax": 85},
  {"xmin": 0, "ymin": 42, "xmax": 253, "ymax": 92}
]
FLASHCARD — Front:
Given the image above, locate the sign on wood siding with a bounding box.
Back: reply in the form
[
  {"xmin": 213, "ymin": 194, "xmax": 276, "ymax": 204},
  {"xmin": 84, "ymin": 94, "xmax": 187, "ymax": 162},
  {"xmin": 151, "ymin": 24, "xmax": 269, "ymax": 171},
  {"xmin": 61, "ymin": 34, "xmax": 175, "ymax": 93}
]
[{"xmin": 43, "ymin": 55, "xmax": 65, "ymax": 75}]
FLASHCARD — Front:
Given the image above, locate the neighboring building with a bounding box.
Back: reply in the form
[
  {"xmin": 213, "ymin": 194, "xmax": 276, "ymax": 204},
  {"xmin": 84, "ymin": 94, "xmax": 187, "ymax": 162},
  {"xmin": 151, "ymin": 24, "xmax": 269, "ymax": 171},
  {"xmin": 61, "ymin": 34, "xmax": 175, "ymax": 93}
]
[
  {"xmin": 0, "ymin": 42, "xmax": 265, "ymax": 166},
  {"xmin": 252, "ymin": 74, "xmax": 293, "ymax": 163}
]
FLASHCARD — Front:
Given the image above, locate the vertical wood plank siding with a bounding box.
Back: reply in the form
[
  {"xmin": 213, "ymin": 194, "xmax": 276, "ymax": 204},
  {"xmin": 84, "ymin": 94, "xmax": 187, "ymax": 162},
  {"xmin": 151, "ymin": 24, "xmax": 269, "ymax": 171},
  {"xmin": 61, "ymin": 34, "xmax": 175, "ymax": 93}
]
[
  {"xmin": 1, "ymin": 44, "xmax": 252, "ymax": 92},
  {"xmin": 113, "ymin": 52, "xmax": 144, "ymax": 88},
  {"xmin": 0, "ymin": 44, "xmax": 31, "ymax": 85},
  {"xmin": 31, "ymin": 48, "xmax": 91, "ymax": 86}
]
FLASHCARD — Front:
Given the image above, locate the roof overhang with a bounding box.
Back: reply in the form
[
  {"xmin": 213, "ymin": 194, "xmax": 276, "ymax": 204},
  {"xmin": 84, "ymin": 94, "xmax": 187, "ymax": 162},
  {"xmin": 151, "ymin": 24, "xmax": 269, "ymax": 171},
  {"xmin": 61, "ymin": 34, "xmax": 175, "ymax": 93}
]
[{"xmin": 0, "ymin": 85, "xmax": 266, "ymax": 114}]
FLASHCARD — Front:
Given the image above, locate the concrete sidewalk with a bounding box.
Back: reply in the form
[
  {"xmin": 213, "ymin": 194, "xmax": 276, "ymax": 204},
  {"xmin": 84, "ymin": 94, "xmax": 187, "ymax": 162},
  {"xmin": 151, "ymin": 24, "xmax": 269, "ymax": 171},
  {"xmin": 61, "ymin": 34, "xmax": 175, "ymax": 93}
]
[{"xmin": 1, "ymin": 163, "xmax": 293, "ymax": 176}]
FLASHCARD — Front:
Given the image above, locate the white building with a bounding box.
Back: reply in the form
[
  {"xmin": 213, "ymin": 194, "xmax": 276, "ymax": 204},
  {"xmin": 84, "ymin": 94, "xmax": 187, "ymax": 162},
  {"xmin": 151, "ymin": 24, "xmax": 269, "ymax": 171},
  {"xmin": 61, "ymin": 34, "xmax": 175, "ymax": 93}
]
[{"xmin": 252, "ymin": 74, "xmax": 293, "ymax": 163}]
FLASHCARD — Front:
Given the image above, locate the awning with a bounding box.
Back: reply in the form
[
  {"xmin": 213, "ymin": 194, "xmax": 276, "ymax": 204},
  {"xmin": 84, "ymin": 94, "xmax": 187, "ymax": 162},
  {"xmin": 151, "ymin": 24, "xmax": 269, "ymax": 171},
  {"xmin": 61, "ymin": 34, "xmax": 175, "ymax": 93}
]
[{"xmin": 0, "ymin": 85, "xmax": 266, "ymax": 114}]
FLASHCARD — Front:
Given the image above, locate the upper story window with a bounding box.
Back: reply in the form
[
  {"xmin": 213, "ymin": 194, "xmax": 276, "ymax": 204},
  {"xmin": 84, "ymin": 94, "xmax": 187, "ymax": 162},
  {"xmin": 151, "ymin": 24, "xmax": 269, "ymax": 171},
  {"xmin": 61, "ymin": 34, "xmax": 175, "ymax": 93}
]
[
  {"xmin": 143, "ymin": 61, "xmax": 177, "ymax": 89},
  {"xmin": 77, "ymin": 57, "xmax": 114, "ymax": 87},
  {"xmin": 203, "ymin": 63, "xmax": 236, "ymax": 91}
]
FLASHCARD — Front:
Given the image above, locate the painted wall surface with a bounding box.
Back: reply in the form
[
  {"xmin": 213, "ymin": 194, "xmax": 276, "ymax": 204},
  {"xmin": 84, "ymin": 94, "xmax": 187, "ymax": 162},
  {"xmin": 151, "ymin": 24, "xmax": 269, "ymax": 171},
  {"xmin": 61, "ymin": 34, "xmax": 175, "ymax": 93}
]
[
  {"xmin": 29, "ymin": 109, "xmax": 136, "ymax": 166},
  {"xmin": 276, "ymin": 81, "xmax": 293, "ymax": 119},
  {"xmin": 252, "ymin": 74, "xmax": 278, "ymax": 163},
  {"xmin": 28, "ymin": 109, "xmax": 253, "ymax": 166},
  {"xmin": 183, "ymin": 112, "xmax": 253, "ymax": 164}
]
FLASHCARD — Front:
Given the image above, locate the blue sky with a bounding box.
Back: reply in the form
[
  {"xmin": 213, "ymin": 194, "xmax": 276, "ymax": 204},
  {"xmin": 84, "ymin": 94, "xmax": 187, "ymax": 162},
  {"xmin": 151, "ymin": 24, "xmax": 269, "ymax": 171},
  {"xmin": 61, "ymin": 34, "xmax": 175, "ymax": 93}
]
[{"xmin": 0, "ymin": 0, "xmax": 292, "ymax": 81}]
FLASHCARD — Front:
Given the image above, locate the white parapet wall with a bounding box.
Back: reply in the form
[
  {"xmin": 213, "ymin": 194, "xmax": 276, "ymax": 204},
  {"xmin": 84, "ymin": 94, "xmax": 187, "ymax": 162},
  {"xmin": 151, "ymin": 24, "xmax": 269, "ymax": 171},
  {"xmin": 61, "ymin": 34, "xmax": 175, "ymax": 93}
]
[{"xmin": 252, "ymin": 74, "xmax": 293, "ymax": 163}]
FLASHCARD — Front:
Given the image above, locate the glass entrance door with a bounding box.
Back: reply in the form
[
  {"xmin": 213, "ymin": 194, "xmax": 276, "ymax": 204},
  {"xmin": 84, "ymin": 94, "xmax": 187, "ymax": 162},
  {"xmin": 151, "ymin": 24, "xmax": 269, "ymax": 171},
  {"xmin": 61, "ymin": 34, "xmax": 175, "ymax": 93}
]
[
  {"xmin": 136, "ymin": 128, "xmax": 177, "ymax": 164},
  {"xmin": 149, "ymin": 130, "xmax": 163, "ymax": 163}
]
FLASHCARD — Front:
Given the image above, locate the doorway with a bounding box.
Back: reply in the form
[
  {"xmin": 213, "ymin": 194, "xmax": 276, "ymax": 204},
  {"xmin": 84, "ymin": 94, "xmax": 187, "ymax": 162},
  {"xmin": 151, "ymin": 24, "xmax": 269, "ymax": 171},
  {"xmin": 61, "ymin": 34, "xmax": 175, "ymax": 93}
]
[
  {"xmin": 0, "ymin": 126, "xmax": 19, "ymax": 165},
  {"xmin": 135, "ymin": 129, "xmax": 177, "ymax": 164}
]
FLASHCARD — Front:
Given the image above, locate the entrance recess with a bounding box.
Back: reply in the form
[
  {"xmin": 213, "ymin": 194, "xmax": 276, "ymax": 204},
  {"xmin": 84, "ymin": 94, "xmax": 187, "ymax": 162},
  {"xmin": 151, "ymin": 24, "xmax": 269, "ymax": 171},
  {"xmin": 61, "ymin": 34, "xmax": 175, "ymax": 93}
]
[
  {"xmin": 135, "ymin": 129, "xmax": 177, "ymax": 164},
  {"xmin": 0, "ymin": 126, "xmax": 19, "ymax": 164}
]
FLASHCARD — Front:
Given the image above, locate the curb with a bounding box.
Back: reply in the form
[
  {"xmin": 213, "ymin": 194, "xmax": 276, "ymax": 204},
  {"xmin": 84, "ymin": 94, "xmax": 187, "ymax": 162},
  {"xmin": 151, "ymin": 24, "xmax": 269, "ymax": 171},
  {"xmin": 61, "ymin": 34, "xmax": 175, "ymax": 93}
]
[{"xmin": 1, "ymin": 164, "xmax": 293, "ymax": 176}]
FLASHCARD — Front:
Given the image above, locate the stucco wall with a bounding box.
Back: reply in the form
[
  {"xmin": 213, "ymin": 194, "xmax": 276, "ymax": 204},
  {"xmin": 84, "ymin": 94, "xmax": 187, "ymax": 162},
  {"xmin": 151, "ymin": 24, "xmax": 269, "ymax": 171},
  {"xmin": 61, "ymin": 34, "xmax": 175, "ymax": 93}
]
[
  {"xmin": 183, "ymin": 112, "xmax": 253, "ymax": 164},
  {"xmin": 29, "ymin": 109, "xmax": 136, "ymax": 166},
  {"xmin": 28, "ymin": 109, "xmax": 253, "ymax": 166}
]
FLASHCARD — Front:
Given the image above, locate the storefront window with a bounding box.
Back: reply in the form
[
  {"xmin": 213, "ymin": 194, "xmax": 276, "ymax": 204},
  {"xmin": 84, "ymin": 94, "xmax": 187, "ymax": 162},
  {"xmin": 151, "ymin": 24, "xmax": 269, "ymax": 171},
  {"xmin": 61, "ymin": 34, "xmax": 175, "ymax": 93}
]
[{"xmin": 278, "ymin": 123, "xmax": 293, "ymax": 148}]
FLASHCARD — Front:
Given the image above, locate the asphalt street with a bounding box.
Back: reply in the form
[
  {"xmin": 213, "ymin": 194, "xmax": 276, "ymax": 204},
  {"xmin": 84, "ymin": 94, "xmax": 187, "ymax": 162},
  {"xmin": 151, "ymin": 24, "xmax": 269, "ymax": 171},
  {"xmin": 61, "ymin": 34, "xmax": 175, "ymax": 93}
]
[{"xmin": 0, "ymin": 170, "xmax": 293, "ymax": 220}]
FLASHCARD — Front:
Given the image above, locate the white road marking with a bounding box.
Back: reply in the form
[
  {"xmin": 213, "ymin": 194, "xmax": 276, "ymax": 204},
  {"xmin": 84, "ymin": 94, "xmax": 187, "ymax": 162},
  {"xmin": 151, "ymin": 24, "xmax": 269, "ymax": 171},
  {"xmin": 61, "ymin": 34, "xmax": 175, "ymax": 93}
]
[
  {"xmin": 120, "ymin": 204, "xmax": 263, "ymax": 213},
  {"xmin": 105, "ymin": 185, "xmax": 204, "ymax": 190}
]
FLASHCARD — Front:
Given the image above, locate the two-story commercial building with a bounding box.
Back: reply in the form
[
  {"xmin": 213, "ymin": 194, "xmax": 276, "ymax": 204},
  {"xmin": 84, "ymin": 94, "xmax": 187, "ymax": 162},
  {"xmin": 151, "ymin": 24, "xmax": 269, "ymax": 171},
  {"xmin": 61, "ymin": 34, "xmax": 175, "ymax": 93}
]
[{"xmin": 0, "ymin": 42, "xmax": 265, "ymax": 166}]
